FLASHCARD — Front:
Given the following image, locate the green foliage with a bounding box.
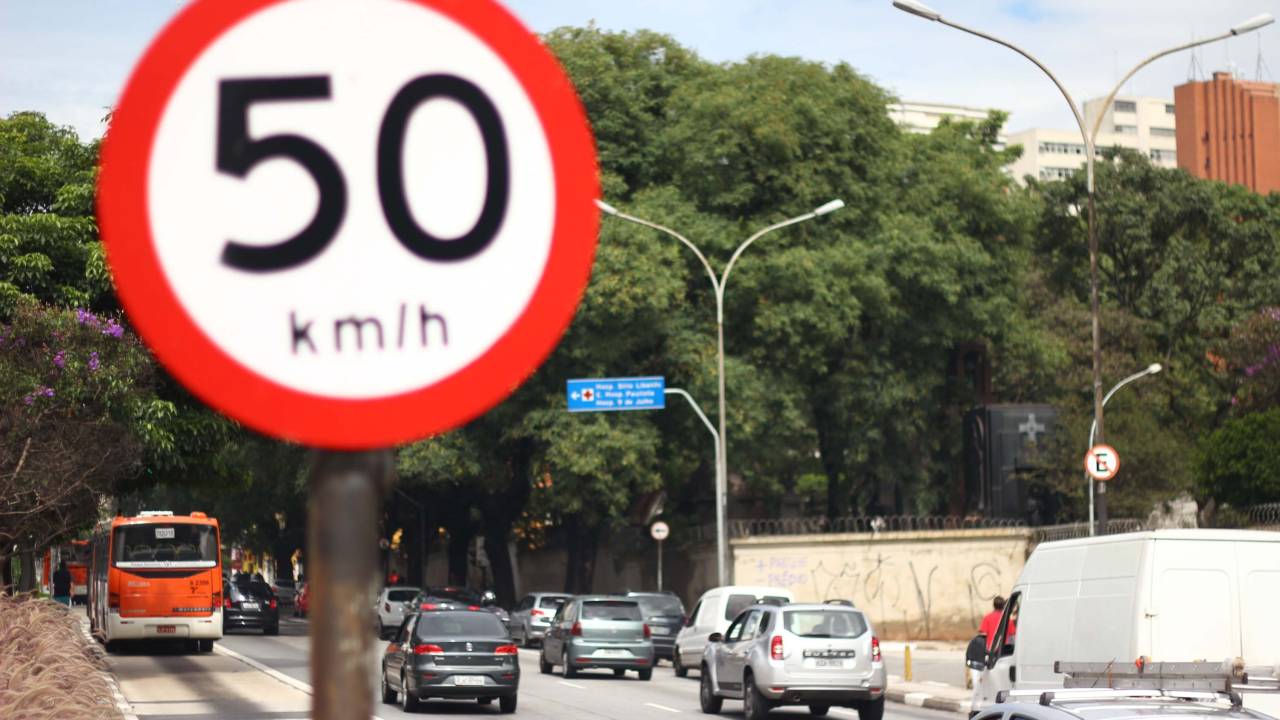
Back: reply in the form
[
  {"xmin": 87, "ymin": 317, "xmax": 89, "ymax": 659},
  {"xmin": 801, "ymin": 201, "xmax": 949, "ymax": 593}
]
[
  {"xmin": 1222, "ymin": 307, "xmax": 1280, "ymax": 412},
  {"xmin": 1196, "ymin": 408, "xmax": 1280, "ymax": 506}
]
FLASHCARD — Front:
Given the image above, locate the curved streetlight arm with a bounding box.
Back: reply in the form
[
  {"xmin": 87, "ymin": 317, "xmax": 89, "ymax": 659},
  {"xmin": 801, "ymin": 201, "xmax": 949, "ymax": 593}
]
[
  {"xmin": 1088, "ymin": 364, "xmax": 1163, "ymax": 448},
  {"xmin": 720, "ymin": 200, "xmax": 843, "ymax": 314},
  {"xmin": 665, "ymin": 387, "xmax": 725, "ymax": 586},
  {"xmin": 596, "ymin": 200, "xmax": 721, "ymax": 298}
]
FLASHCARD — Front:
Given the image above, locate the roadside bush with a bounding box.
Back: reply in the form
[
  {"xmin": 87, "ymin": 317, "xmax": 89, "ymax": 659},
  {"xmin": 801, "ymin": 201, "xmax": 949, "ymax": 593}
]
[{"xmin": 0, "ymin": 595, "xmax": 120, "ymax": 719}]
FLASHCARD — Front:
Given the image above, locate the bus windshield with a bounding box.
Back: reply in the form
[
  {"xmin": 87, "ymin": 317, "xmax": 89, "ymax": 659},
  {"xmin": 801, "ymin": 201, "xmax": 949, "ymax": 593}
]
[{"xmin": 113, "ymin": 524, "xmax": 218, "ymax": 568}]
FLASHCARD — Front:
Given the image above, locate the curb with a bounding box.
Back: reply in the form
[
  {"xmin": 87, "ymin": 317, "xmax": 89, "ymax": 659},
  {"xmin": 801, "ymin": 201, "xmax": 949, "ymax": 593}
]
[
  {"xmin": 76, "ymin": 615, "xmax": 140, "ymax": 720},
  {"xmin": 886, "ymin": 687, "xmax": 968, "ymax": 714}
]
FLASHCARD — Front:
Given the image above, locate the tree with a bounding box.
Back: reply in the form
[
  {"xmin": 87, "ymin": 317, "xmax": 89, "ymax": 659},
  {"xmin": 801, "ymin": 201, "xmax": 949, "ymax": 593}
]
[{"xmin": 1196, "ymin": 408, "xmax": 1280, "ymax": 507}]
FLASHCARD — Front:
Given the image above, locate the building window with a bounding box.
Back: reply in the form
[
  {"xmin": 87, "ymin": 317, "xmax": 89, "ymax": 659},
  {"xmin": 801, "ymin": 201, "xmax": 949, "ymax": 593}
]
[
  {"xmin": 1165, "ymin": 103, "xmax": 1176, "ymax": 114},
  {"xmin": 1114, "ymin": 100, "xmax": 1137, "ymax": 113},
  {"xmin": 1039, "ymin": 167, "xmax": 1076, "ymax": 181},
  {"xmin": 1114, "ymin": 124, "xmax": 1137, "ymax": 135},
  {"xmin": 1038, "ymin": 141, "xmax": 1086, "ymax": 155},
  {"xmin": 1150, "ymin": 127, "xmax": 1176, "ymax": 138},
  {"xmin": 1150, "ymin": 149, "xmax": 1177, "ymax": 163}
]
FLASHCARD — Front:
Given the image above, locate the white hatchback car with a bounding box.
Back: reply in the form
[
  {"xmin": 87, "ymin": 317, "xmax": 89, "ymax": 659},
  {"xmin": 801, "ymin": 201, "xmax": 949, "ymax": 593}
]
[{"xmin": 374, "ymin": 586, "xmax": 421, "ymax": 638}]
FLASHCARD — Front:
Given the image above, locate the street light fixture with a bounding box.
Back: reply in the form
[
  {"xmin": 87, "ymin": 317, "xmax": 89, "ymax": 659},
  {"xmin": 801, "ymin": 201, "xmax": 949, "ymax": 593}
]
[
  {"xmin": 892, "ymin": 1, "xmax": 1270, "ymax": 530},
  {"xmin": 598, "ymin": 198, "xmax": 844, "ymax": 585},
  {"xmin": 1087, "ymin": 363, "xmax": 1162, "ymax": 535}
]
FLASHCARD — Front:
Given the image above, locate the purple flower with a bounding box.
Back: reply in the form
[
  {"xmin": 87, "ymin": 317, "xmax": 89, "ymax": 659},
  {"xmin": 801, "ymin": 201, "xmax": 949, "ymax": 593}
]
[
  {"xmin": 75, "ymin": 308, "xmax": 99, "ymax": 327},
  {"xmin": 52, "ymin": 351, "xmax": 66, "ymax": 369},
  {"xmin": 102, "ymin": 319, "xmax": 124, "ymax": 338},
  {"xmin": 89, "ymin": 351, "xmax": 100, "ymax": 372},
  {"xmin": 41, "ymin": 386, "xmax": 54, "ymax": 398},
  {"xmin": 1231, "ymin": 396, "xmax": 1240, "ymax": 406},
  {"xmin": 22, "ymin": 394, "xmax": 34, "ymax": 405}
]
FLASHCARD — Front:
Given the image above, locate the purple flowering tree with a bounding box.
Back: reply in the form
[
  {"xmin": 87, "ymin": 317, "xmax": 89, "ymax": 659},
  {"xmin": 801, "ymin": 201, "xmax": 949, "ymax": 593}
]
[{"xmin": 1224, "ymin": 307, "xmax": 1280, "ymax": 412}]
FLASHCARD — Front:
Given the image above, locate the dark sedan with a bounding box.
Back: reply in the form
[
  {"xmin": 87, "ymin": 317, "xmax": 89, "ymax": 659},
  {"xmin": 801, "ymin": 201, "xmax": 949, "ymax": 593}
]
[
  {"xmin": 223, "ymin": 578, "xmax": 279, "ymax": 635},
  {"xmin": 627, "ymin": 591, "xmax": 685, "ymax": 662},
  {"xmin": 381, "ymin": 610, "xmax": 519, "ymax": 713}
]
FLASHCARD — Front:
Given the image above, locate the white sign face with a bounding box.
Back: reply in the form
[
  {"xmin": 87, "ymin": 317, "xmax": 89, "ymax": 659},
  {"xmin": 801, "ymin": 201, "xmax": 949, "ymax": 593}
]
[
  {"xmin": 148, "ymin": 0, "xmax": 553, "ymax": 398},
  {"xmin": 650, "ymin": 521, "xmax": 670, "ymax": 541},
  {"xmin": 99, "ymin": 0, "xmax": 600, "ymax": 449},
  {"xmin": 1084, "ymin": 444, "xmax": 1120, "ymax": 482}
]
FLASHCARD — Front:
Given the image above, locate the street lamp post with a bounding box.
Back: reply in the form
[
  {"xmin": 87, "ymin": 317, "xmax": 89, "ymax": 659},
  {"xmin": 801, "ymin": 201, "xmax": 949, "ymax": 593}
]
[
  {"xmin": 892, "ymin": 0, "xmax": 1271, "ymax": 528},
  {"xmin": 598, "ymin": 198, "xmax": 844, "ymax": 586},
  {"xmin": 1087, "ymin": 363, "xmax": 1162, "ymax": 535},
  {"xmin": 663, "ymin": 388, "xmax": 721, "ymax": 580}
]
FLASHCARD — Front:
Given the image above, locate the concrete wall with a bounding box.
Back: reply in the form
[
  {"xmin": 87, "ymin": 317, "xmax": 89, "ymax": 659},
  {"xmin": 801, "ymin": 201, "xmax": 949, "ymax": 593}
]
[{"xmin": 731, "ymin": 528, "xmax": 1032, "ymax": 641}]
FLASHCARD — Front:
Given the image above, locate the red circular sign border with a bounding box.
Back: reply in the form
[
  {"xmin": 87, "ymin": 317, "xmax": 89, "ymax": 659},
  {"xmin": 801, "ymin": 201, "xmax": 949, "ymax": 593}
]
[
  {"xmin": 98, "ymin": 0, "xmax": 599, "ymax": 449},
  {"xmin": 1084, "ymin": 444, "xmax": 1120, "ymax": 482}
]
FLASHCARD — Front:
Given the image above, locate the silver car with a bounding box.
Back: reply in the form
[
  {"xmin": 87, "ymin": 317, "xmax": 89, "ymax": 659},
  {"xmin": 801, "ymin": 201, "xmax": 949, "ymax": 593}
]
[
  {"xmin": 700, "ymin": 603, "xmax": 886, "ymax": 720},
  {"xmin": 375, "ymin": 586, "xmax": 422, "ymax": 638},
  {"xmin": 510, "ymin": 592, "xmax": 570, "ymax": 647},
  {"xmin": 538, "ymin": 596, "xmax": 655, "ymax": 680}
]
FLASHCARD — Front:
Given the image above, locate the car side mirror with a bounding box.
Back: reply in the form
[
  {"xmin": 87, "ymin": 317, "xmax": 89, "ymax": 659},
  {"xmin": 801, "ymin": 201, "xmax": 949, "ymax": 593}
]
[
  {"xmin": 708, "ymin": 632, "xmax": 723, "ymax": 643},
  {"xmin": 965, "ymin": 634, "xmax": 989, "ymax": 670}
]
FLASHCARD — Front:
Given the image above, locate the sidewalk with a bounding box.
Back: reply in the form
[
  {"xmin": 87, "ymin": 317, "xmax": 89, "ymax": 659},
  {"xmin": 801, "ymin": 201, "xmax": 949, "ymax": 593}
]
[{"xmin": 881, "ymin": 641, "xmax": 971, "ymax": 714}]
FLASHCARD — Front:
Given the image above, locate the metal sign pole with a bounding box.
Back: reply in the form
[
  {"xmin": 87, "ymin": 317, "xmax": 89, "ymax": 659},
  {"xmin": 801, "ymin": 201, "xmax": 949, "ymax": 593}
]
[
  {"xmin": 657, "ymin": 539, "xmax": 664, "ymax": 592},
  {"xmin": 308, "ymin": 450, "xmax": 392, "ymax": 720}
]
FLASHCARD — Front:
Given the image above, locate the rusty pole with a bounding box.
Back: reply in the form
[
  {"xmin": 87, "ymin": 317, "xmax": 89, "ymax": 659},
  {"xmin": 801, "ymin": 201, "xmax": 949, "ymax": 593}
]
[{"xmin": 308, "ymin": 450, "xmax": 392, "ymax": 720}]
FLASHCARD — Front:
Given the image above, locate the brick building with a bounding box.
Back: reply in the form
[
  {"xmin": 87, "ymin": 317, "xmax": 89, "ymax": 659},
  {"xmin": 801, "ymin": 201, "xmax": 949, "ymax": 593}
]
[{"xmin": 1174, "ymin": 72, "xmax": 1280, "ymax": 194}]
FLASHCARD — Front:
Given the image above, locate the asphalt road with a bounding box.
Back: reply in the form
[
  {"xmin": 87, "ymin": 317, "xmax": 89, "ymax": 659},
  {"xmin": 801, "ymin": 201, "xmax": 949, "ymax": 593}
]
[{"xmin": 108, "ymin": 615, "xmax": 965, "ymax": 720}]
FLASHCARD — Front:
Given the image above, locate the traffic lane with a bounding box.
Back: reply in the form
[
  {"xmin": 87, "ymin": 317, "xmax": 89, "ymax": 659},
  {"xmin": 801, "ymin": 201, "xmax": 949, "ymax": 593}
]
[
  {"xmin": 106, "ymin": 640, "xmax": 312, "ymax": 718},
  {"xmin": 217, "ymin": 616, "xmax": 313, "ymax": 687}
]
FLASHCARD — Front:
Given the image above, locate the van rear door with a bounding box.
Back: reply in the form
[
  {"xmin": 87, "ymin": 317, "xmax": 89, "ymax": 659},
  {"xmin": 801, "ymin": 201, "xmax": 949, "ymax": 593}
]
[{"xmin": 1149, "ymin": 539, "xmax": 1239, "ymax": 662}]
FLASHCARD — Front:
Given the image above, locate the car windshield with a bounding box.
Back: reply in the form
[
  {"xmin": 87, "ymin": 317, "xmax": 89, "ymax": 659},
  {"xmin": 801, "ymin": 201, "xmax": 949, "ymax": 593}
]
[
  {"xmin": 388, "ymin": 589, "xmax": 417, "ymax": 602},
  {"xmin": 581, "ymin": 600, "xmax": 642, "ymax": 621},
  {"xmin": 415, "ymin": 612, "xmax": 506, "ymax": 638},
  {"xmin": 538, "ymin": 596, "xmax": 569, "ymax": 609},
  {"xmin": 784, "ymin": 610, "xmax": 868, "ymax": 638},
  {"xmin": 635, "ymin": 595, "xmax": 684, "ymax": 617},
  {"xmin": 232, "ymin": 580, "xmax": 273, "ymax": 600}
]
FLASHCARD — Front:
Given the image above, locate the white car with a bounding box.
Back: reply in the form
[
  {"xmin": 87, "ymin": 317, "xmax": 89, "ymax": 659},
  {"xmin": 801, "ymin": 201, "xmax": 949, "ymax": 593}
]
[
  {"xmin": 375, "ymin": 586, "xmax": 421, "ymax": 638},
  {"xmin": 673, "ymin": 585, "xmax": 793, "ymax": 678}
]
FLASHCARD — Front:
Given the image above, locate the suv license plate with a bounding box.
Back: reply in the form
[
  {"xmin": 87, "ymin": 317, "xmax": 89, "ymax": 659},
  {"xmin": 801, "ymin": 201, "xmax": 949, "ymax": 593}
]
[
  {"xmin": 241, "ymin": 602, "xmax": 259, "ymax": 611},
  {"xmin": 815, "ymin": 658, "xmax": 847, "ymax": 668},
  {"xmin": 157, "ymin": 625, "xmax": 176, "ymax": 634},
  {"xmin": 454, "ymin": 676, "xmax": 485, "ymax": 686}
]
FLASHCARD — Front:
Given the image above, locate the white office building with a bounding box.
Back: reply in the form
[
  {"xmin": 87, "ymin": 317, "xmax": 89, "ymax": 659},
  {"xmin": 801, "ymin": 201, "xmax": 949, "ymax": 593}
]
[
  {"xmin": 888, "ymin": 101, "xmax": 1003, "ymax": 135},
  {"xmin": 1005, "ymin": 95, "xmax": 1178, "ymax": 183}
]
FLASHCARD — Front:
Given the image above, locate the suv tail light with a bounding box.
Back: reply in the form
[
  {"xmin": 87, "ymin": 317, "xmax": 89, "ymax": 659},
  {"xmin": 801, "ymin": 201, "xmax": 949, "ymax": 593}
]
[
  {"xmin": 420, "ymin": 602, "xmax": 438, "ymax": 611},
  {"xmin": 268, "ymin": 597, "xmax": 277, "ymax": 610},
  {"xmin": 531, "ymin": 608, "xmax": 544, "ymax": 617},
  {"xmin": 468, "ymin": 605, "xmax": 480, "ymax": 611},
  {"xmin": 414, "ymin": 644, "xmax": 444, "ymax": 655},
  {"xmin": 570, "ymin": 621, "xmax": 582, "ymax": 637},
  {"xmin": 223, "ymin": 597, "xmax": 232, "ymax": 609},
  {"xmin": 643, "ymin": 624, "xmax": 652, "ymax": 639},
  {"xmin": 770, "ymin": 635, "xmax": 784, "ymax": 660},
  {"xmin": 871, "ymin": 636, "xmax": 882, "ymax": 663},
  {"xmin": 495, "ymin": 644, "xmax": 518, "ymax": 655}
]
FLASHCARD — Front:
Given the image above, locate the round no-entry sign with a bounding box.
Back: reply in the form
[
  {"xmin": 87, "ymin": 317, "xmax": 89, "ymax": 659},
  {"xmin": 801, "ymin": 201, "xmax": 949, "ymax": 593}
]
[
  {"xmin": 1084, "ymin": 444, "xmax": 1120, "ymax": 482},
  {"xmin": 650, "ymin": 521, "xmax": 670, "ymax": 541},
  {"xmin": 99, "ymin": 0, "xmax": 599, "ymax": 449}
]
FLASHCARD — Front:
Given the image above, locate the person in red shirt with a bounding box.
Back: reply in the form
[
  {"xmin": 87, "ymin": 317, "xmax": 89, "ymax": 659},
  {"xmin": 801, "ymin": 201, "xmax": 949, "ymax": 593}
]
[{"xmin": 978, "ymin": 596, "xmax": 1006, "ymax": 649}]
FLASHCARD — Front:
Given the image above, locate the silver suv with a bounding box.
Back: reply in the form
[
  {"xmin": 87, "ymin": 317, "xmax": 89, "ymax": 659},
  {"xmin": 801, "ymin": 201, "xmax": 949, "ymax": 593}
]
[{"xmin": 699, "ymin": 603, "xmax": 886, "ymax": 720}]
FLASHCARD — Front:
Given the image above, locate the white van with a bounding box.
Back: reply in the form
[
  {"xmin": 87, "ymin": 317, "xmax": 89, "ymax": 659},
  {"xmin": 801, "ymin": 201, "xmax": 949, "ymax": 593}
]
[
  {"xmin": 969, "ymin": 529, "xmax": 1280, "ymax": 716},
  {"xmin": 672, "ymin": 585, "xmax": 793, "ymax": 677}
]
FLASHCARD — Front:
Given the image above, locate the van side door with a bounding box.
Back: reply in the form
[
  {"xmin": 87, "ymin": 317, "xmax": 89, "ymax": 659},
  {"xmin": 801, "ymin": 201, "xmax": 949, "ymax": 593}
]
[{"xmin": 973, "ymin": 591, "xmax": 1020, "ymax": 712}]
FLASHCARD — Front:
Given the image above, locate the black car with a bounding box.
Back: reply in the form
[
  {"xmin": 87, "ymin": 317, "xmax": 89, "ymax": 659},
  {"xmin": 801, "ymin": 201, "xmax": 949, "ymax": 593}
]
[
  {"xmin": 626, "ymin": 591, "xmax": 685, "ymax": 661},
  {"xmin": 381, "ymin": 610, "xmax": 519, "ymax": 714},
  {"xmin": 415, "ymin": 587, "xmax": 510, "ymax": 631},
  {"xmin": 224, "ymin": 578, "xmax": 279, "ymax": 635}
]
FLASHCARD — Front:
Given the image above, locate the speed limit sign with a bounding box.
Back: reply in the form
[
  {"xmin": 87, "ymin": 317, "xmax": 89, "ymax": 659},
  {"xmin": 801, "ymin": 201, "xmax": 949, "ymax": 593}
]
[{"xmin": 99, "ymin": 0, "xmax": 599, "ymax": 449}]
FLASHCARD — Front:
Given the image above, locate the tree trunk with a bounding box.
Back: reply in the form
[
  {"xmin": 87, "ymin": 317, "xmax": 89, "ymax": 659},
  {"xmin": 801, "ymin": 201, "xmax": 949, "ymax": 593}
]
[
  {"xmin": 18, "ymin": 548, "xmax": 36, "ymax": 593},
  {"xmin": 272, "ymin": 539, "xmax": 295, "ymax": 582},
  {"xmin": 483, "ymin": 527, "xmax": 516, "ymax": 607},
  {"xmin": 446, "ymin": 526, "xmax": 471, "ymax": 586},
  {"xmin": 563, "ymin": 519, "xmax": 600, "ymax": 594}
]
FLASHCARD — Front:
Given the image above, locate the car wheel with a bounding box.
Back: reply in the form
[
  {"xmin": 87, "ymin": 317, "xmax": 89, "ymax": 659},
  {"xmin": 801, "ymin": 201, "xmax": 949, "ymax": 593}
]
[
  {"xmin": 499, "ymin": 694, "xmax": 517, "ymax": 714},
  {"xmin": 562, "ymin": 650, "xmax": 577, "ymax": 679},
  {"xmin": 699, "ymin": 666, "xmax": 723, "ymax": 714},
  {"xmin": 638, "ymin": 668, "xmax": 653, "ymax": 681},
  {"xmin": 539, "ymin": 650, "xmax": 553, "ymax": 675},
  {"xmin": 743, "ymin": 673, "xmax": 770, "ymax": 720},
  {"xmin": 673, "ymin": 647, "xmax": 688, "ymax": 678},
  {"xmin": 400, "ymin": 672, "xmax": 420, "ymax": 713},
  {"xmin": 810, "ymin": 705, "xmax": 830, "ymax": 717},
  {"xmin": 380, "ymin": 670, "xmax": 397, "ymax": 704},
  {"xmin": 856, "ymin": 697, "xmax": 885, "ymax": 720}
]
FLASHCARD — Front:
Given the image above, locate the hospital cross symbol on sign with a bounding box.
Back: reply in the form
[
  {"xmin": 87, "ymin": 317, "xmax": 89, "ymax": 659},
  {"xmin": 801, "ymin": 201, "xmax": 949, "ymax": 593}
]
[{"xmin": 1084, "ymin": 444, "xmax": 1120, "ymax": 482}]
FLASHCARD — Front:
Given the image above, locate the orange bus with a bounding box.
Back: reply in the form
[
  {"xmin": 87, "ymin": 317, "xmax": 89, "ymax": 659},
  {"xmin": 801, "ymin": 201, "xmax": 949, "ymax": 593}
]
[
  {"xmin": 89, "ymin": 511, "xmax": 224, "ymax": 652},
  {"xmin": 42, "ymin": 539, "xmax": 90, "ymax": 602}
]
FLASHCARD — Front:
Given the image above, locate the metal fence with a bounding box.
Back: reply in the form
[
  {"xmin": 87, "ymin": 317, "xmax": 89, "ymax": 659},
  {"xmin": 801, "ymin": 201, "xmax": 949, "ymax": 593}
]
[
  {"xmin": 1030, "ymin": 519, "xmax": 1144, "ymax": 544},
  {"xmin": 1248, "ymin": 503, "xmax": 1280, "ymax": 530}
]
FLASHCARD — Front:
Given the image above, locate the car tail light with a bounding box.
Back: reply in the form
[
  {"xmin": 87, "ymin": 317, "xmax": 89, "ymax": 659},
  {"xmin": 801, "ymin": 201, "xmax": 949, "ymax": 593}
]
[
  {"xmin": 269, "ymin": 598, "xmax": 277, "ymax": 610},
  {"xmin": 531, "ymin": 609, "xmax": 544, "ymax": 617},
  {"xmin": 871, "ymin": 636, "xmax": 882, "ymax": 663},
  {"xmin": 468, "ymin": 605, "xmax": 480, "ymax": 611},
  {"xmin": 495, "ymin": 644, "xmax": 518, "ymax": 655},
  {"xmin": 383, "ymin": 602, "xmax": 391, "ymax": 613},
  {"xmin": 570, "ymin": 621, "xmax": 582, "ymax": 637},
  {"xmin": 414, "ymin": 644, "xmax": 444, "ymax": 655},
  {"xmin": 643, "ymin": 624, "xmax": 652, "ymax": 639},
  {"xmin": 223, "ymin": 597, "xmax": 232, "ymax": 609},
  {"xmin": 421, "ymin": 602, "xmax": 438, "ymax": 611},
  {"xmin": 770, "ymin": 635, "xmax": 784, "ymax": 660}
]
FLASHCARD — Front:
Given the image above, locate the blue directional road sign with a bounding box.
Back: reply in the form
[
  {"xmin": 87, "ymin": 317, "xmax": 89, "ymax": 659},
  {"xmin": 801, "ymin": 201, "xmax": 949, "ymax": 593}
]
[{"xmin": 567, "ymin": 376, "xmax": 665, "ymax": 412}]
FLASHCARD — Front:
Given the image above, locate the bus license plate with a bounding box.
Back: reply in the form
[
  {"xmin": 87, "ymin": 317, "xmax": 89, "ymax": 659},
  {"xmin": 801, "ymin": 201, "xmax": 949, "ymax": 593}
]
[
  {"xmin": 454, "ymin": 676, "xmax": 485, "ymax": 686},
  {"xmin": 157, "ymin": 625, "xmax": 177, "ymax": 634}
]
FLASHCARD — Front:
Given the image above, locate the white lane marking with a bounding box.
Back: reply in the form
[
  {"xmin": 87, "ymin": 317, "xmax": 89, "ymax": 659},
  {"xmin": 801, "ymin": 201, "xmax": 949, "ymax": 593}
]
[
  {"xmin": 645, "ymin": 702, "xmax": 681, "ymax": 713},
  {"xmin": 557, "ymin": 680, "xmax": 586, "ymax": 689},
  {"xmin": 213, "ymin": 642, "xmax": 387, "ymax": 720}
]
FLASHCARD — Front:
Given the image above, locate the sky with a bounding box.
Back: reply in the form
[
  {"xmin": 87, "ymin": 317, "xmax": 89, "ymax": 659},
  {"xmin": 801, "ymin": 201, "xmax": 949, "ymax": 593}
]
[{"xmin": 2, "ymin": 0, "xmax": 1277, "ymax": 141}]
